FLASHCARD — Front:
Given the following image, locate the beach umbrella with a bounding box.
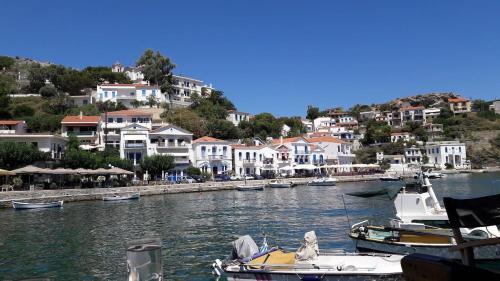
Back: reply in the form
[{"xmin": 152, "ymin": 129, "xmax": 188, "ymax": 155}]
[
  {"xmin": 94, "ymin": 168, "xmax": 112, "ymax": 174},
  {"xmin": 0, "ymin": 169, "xmax": 15, "ymax": 176},
  {"xmin": 11, "ymin": 165, "xmax": 48, "ymax": 174},
  {"xmin": 75, "ymin": 168, "xmax": 94, "ymax": 175},
  {"xmin": 108, "ymin": 167, "xmax": 134, "ymax": 175}
]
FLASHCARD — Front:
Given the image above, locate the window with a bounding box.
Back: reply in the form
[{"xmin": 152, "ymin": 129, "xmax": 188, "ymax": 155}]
[
  {"xmin": 112, "ymin": 91, "xmax": 116, "ymax": 98},
  {"xmin": 445, "ymin": 147, "xmax": 448, "ymax": 153},
  {"xmin": 142, "ymin": 90, "xmax": 146, "ymax": 97},
  {"xmin": 201, "ymin": 146, "xmax": 206, "ymax": 157},
  {"xmin": 83, "ymin": 100, "xmax": 88, "ymax": 105},
  {"xmin": 152, "ymin": 90, "xmax": 156, "ymax": 96},
  {"xmin": 223, "ymin": 146, "xmax": 227, "ymax": 156},
  {"xmin": 246, "ymin": 152, "xmax": 250, "ymax": 160},
  {"xmin": 130, "ymin": 92, "xmax": 134, "ymax": 96},
  {"xmin": 104, "ymin": 91, "xmax": 108, "ymax": 98},
  {"xmin": 212, "ymin": 146, "xmax": 217, "ymax": 154},
  {"xmin": 132, "ymin": 118, "xmax": 137, "ymax": 123},
  {"xmin": 108, "ymin": 118, "xmax": 113, "ymax": 123},
  {"xmin": 459, "ymin": 147, "xmax": 462, "ymax": 152},
  {"xmin": 116, "ymin": 118, "xmax": 123, "ymax": 123},
  {"xmin": 238, "ymin": 152, "xmax": 242, "ymax": 160}
]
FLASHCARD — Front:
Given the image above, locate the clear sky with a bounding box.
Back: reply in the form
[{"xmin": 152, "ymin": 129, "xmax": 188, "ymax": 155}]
[{"xmin": 1, "ymin": 0, "xmax": 499, "ymax": 116}]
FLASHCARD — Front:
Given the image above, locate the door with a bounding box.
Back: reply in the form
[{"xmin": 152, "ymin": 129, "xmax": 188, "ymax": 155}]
[{"xmin": 212, "ymin": 166, "xmax": 218, "ymax": 175}]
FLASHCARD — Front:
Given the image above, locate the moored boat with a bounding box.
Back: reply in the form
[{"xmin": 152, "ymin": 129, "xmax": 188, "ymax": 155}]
[
  {"xmin": 379, "ymin": 175, "xmax": 402, "ymax": 181},
  {"xmin": 268, "ymin": 179, "xmax": 292, "ymax": 188},
  {"xmin": 308, "ymin": 176, "xmax": 337, "ymax": 186},
  {"xmin": 102, "ymin": 192, "xmax": 140, "ymax": 201},
  {"xmin": 236, "ymin": 185, "xmax": 264, "ymax": 191},
  {"xmin": 213, "ymin": 232, "xmax": 404, "ymax": 281},
  {"xmin": 12, "ymin": 200, "xmax": 63, "ymax": 209}
]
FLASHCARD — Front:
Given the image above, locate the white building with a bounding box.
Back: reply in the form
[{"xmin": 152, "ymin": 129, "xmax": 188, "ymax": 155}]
[
  {"xmin": 358, "ymin": 110, "xmax": 379, "ymax": 121},
  {"xmin": 0, "ymin": 120, "xmax": 28, "ymax": 134},
  {"xmin": 313, "ymin": 117, "xmax": 336, "ymax": 131},
  {"xmin": 271, "ymin": 137, "xmax": 327, "ymax": 175},
  {"xmin": 425, "ymin": 141, "xmax": 468, "ymax": 169},
  {"xmin": 307, "ymin": 136, "xmax": 355, "ymax": 165},
  {"xmin": 448, "ymin": 98, "xmax": 471, "ymax": 114},
  {"xmin": 281, "ymin": 124, "xmax": 291, "ymax": 137},
  {"xmin": 227, "ymin": 110, "xmax": 250, "ymax": 126},
  {"xmin": 404, "ymin": 146, "xmax": 422, "ymax": 164},
  {"xmin": 400, "ymin": 106, "xmax": 425, "ymax": 125},
  {"xmin": 191, "ymin": 136, "xmax": 232, "ymax": 175},
  {"xmin": 301, "ymin": 119, "xmax": 313, "ymax": 132},
  {"xmin": 490, "ymin": 101, "xmax": 500, "ymax": 114},
  {"xmin": 95, "ymin": 84, "xmax": 165, "ymax": 108},
  {"xmin": 0, "ymin": 133, "xmax": 67, "ymax": 160},
  {"xmin": 103, "ymin": 110, "xmax": 153, "ymax": 148},
  {"xmin": 391, "ymin": 132, "xmax": 415, "ymax": 143},
  {"xmin": 61, "ymin": 114, "xmax": 101, "ymax": 148},
  {"xmin": 423, "ymin": 108, "xmax": 441, "ymax": 123},
  {"xmin": 233, "ymin": 145, "xmax": 278, "ymax": 176}
]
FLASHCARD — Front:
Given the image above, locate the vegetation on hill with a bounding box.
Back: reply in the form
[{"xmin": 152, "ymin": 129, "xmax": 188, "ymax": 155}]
[{"xmin": 0, "ymin": 142, "xmax": 50, "ymax": 169}]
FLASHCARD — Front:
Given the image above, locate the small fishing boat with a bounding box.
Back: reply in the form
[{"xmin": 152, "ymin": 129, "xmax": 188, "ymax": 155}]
[
  {"xmin": 379, "ymin": 175, "xmax": 402, "ymax": 181},
  {"xmin": 213, "ymin": 232, "xmax": 404, "ymax": 281},
  {"xmin": 102, "ymin": 192, "xmax": 140, "ymax": 201},
  {"xmin": 308, "ymin": 176, "xmax": 337, "ymax": 186},
  {"xmin": 423, "ymin": 171, "xmax": 444, "ymax": 179},
  {"xmin": 12, "ymin": 200, "xmax": 63, "ymax": 209},
  {"xmin": 236, "ymin": 185, "xmax": 264, "ymax": 191},
  {"xmin": 268, "ymin": 179, "xmax": 292, "ymax": 188}
]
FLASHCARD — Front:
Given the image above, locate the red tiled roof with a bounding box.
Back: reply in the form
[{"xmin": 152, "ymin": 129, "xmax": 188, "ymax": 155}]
[
  {"xmin": 271, "ymin": 137, "xmax": 307, "ymax": 144},
  {"xmin": 448, "ymin": 98, "xmax": 468, "ymax": 103},
  {"xmin": 107, "ymin": 110, "xmax": 153, "ymax": 116},
  {"xmin": 0, "ymin": 120, "xmax": 24, "ymax": 125},
  {"xmin": 193, "ymin": 136, "xmax": 226, "ymax": 143},
  {"xmin": 99, "ymin": 83, "xmax": 154, "ymax": 87},
  {"xmin": 61, "ymin": 116, "xmax": 101, "ymax": 123},
  {"xmin": 307, "ymin": 136, "xmax": 347, "ymax": 144}
]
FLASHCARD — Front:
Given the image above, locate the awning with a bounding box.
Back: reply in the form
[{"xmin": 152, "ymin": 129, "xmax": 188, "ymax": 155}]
[
  {"xmin": 294, "ymin": 164, "xmax": 318, "ymax": 170},
  {"xmin": 278, "ymin": 166, "xmax": 294, "ymax": 171},
  {"xmin": 11, "ymin": 165, "xmax": 50, "ymax": 174},
  {"xmin": 0, "ymin": 169, "xmax": 15, "ymax": 176},
  {"xmin": 108, "ymin": 167, "xmax": 134, "ymax": 175},
  {"xmin": 50, "ymin": 168, "xmax": 77, "ymax": 175}
]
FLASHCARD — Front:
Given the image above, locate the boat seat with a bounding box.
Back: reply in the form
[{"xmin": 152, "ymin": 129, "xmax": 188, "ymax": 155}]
[{"xmin": 248, "ymin": 249, "xmax": 295, "ymax": 269}]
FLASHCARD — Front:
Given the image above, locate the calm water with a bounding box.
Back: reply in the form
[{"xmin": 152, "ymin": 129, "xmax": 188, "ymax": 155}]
[{"xmin": 0, "ymin": 173, "xmax": 499, "ymax": 280}]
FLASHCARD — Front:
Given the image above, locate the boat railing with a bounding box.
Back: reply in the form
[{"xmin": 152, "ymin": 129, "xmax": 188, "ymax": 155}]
[
  {"xmin": 351, "ymin": 220, "xmax": 369, "ymax": 230},
  {"xmin": 240, "ymin": 262, "xmax": 377, "ymax": 272}
]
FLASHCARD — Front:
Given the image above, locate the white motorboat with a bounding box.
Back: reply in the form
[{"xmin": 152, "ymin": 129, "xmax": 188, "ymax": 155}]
[
  {"xmin": 308, "ymin": 176, "xmax": 337, "ymax": 186},
  {"xmin": 347, "ymin": 174, "xmax": 500, "ymax": 260},
  {"xmin": 236, "ymin": 185, "xmax": 264, "ymax": 191},
  {"xmin": 102, "ymin": 192, "xmax": 140, "ymax": 201},
  {"xmin": 268, "ymin": 179, "xmax": 292, "ymax": 188},
  {"xmin": 213, "ymin": 232, "xmax": 404, "ymax": 281},
  {"xmin": 379, "ymin": 175, "xmax": 402, "ymax": 181},
  {"xmin": 423, "ymin": 171, "xmax": 444, "ymax": 179},
  {"xmin": 12, "ymin": 200, "xmax": 63, "ymax": 209}
]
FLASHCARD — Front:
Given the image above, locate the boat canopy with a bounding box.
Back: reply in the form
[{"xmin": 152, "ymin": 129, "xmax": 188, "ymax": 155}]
[
  {"xmin": 295, "ymin": 231, "xmax": 319, "ymax": 261},
  {"xmin": 346, "ymin": 184, "xmax": 402, "ymax": 200}
]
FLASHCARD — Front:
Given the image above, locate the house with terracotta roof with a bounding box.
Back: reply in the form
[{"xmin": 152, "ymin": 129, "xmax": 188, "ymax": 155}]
[
  {"xmin": 103, "ymin": 109, "xmax": 153, "ymax": 148},
  {"xmin": 191, "ymin": 136, "xmax": 232, "ymax": 175},
  {"xmin": 61, "ymin": 113, "xmax": 101, "ymax": 147},
  {"xmin": 448, "ymin": 97, "xmax": 471, "ymax": 114},
  {"xmin": 400, "ymin": 106, "xmax": 425, "ymax": 124},
  {"xmin": 307, "ymin": 136, "xmax": 355, "ymax": 166},
  {"xmin": 0, "ymin": 120, "xmax": 27, "ymax": 134}
]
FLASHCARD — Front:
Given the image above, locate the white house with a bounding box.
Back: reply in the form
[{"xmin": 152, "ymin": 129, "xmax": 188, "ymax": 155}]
[
  {"xmin": 404, "ymin": 146, "xmax": 422, "ymax": 164},
  {"xmin": 0, "ymin": 133, "xmax": 67, "ymax": 160},
  {"xmin": 448, "ymin": 98, "xmax": 471, "ymax": 114},
  {"xmin": 227, "ymin": 110, "xmax": 250, "ymax": 126},
  {"xmin": 149, "ymin": 124, "xmax": 193, "ymax": 178},
  {"xmin": 307, "ymin": 136, "xmax": 355, "ymax": 165},
  {"xmin": 313, "ymin": 117, "xmax": 336, "ymax": 131},
  {"xmin": 191, "ymin": 136, "xmax": 232, "ymax": 175},
  {"xmin": 61, "ymin": 114, "xmax": 101, "ymax": 148},
  {"xmin": 425, "ymin": 141, "xmax": 468, "ymax": 169},
  {"xmin": 233, "ymin": 145, "xmax": 278, "ymax": 176},
  {"xmin": 301, "ymin": 119, "xmax": 313, "ymax": 132},
  {"xmin": 170, "ymin": 74, "xmax": 214, "ymax": 107},
  {"xmin": 391, "ymin": 132, "xmax": 415, "ymax": 143},
  {"xmin": 423, "ymin": 108, "xmax": 441, "ymax": 123},
  {"xmin": 95, "ymin": 84, "xmax": 165, "ymax": 108},
  {"xmin": 103, "ymin": 110, "xmax": 153, "ymax": 148},
  {"xmin": 281, "ymin": 124, "xmax": 291, "ymax": 137},
  {"xmin": 400, "ymin": 106, "xmax": 425, "ymax": 125},
  {"xmin": 490, "ymin": 100, "xmax": 500, "ymax": 114},
  {"xmin": 0, "ymin": 120, "xmax": 27, "ymax": 134}
]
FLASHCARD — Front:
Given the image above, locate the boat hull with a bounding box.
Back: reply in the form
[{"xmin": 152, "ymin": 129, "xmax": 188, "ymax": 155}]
[
  {"xmin": 352, "ymin": 236, "xmax": 500, "ymax": 260},
  {"xmin": 224, "ymin": 271, "xmax": 402, "ymax": 281},
  {"xmin": 308, "ymin": 181, "xmax": 336, "ymax": 186},
  {"xmin": 103, "ymin": 193, "xmax": 140, "ymax": 201},
  {"xmin": 379, "ymin": 177, "xmax": 401, "ymax": 182},
  {"xmin": 237, "ymin": 185, "xmax": 264, "ymax": 191},
  {"xmin": 12, "ymin": 201, "xmax": 63, "ymax": 209},
  {"xmin": 268, "ymin": 183, "xmax": 292, "ymax": 188}
]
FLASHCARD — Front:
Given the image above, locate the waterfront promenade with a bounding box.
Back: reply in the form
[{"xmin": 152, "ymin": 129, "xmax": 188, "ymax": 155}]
[{"xmin": 0, "ymin": 174, "xmax": 384, "ymax": 208}]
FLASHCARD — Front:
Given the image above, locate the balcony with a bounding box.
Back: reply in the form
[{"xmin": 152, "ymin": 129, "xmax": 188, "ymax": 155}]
[
  {"xmin": 156, "ymin": 143, "xmax": 190, "ymax": 149},
  {"xmin": 174, "ymin": 158, "xmax": 190, "ymax": 164},
  {"xmin": 65, "ymin": 131, "xmax": 96, "ymax": 137},
  {"xmin": 0, "ymin": 130, "xmax": 16, "ymax": 134},
  {"xmin": 200, "ymin": 154, "xmax": 229, "ymax": 161},
  {"xmin": 125, "ymin": 142, "xmax": 146, "ymax": 148}
]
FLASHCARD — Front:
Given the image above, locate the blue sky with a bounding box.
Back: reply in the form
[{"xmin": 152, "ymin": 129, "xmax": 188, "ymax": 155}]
[{"xmin": 1, "ymin": 1, "xmax": 499, "ymax": 116}]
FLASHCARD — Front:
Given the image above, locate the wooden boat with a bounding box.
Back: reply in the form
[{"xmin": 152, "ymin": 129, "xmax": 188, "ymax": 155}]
[
  {"xmin": 308, "ymin": 176, "xmax": 337, "ymax": 186},
  {"xmin": 236, "ymin": 185, "xmax": 264, "ymax": 191},
  {"xmin": 12, "ymin": 200, "xmax": 63, "ymax": 209},
  {"xmin": 102, "ymin": 192, "xmax": 140, "ymax": 201},
  {"xmin": 213, "ymin": 232, "xmax": 404, "ymax": 281},
  {"xmin": 268, "ymin": 180, "xmax": 292, "ymax": 188}
]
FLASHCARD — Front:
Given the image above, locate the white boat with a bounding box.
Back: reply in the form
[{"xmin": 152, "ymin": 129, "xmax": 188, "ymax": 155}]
[
  {"xmin": 308, "ymin": 176, "xmax": 337, "ymax": 186},
  {"xmin": 12, "ymin": 200, "xmax": 63, "ymax": 209},
  {"xmin": 348, "ymin": 174, "xmax": 500, "ymax": 260},
  {"xmin": 213, "ymin": 232, "xmax": 403, "ymax": 281},
  {"xmin": 236, "ymin": 185, "xmax": 264, "ymax": 191},
  {"xmin": 102, "ymin": 192, "xmax": 140, "ymax": 201},
  {"xmin": 379, "ymin": 175, "xmax": 402, "ymax": 181},
  {"xmin": 268, "ymin": 179, "xmax": 292, "ymax": 188}
]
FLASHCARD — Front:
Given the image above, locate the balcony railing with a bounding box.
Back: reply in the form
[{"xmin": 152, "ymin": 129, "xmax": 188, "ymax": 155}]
[
  {"xmin": 0, "ymin": 130, "xmax": 16, "ymax": 134},
  {"xmin": 155, "ymin": 143, "xmax": 190, "ymax": 148},
  {"xmin": 200, "ymin": 155, "xmax": 229, "ymax": 160},
  {"xmin": 125, "ymin": 143, "xmax": 146, "ymax": 148}
]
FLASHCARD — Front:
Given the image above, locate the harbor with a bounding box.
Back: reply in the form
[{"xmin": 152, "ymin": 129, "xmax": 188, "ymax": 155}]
[{"xmin": 0, "ymin": 172, "xmax": 498, "ymax": 280}]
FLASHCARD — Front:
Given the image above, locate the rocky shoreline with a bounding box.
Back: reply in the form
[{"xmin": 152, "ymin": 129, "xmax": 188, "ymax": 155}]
[{"xmin": 0, "ymin": 174, "xmax": 384, "ymax": 208}]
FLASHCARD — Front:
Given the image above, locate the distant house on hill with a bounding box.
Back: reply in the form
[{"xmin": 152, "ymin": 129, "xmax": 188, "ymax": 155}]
[{"xmin": 448, "ymin": 97, "xmax": 471, "ymax": 114}]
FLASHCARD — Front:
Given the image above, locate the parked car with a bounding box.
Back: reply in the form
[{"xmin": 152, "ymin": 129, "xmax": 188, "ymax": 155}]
[
  {"xmin": 214, "ymin": 174, "xmax": 231, "ymax": 182},
  {"xmin": 230, "ymin": 175, "xmax": 243, "ymax": 181},
  {"xmin": 251, "ymin": 174, "xmax": 264, "ymax": 180},
  {"xmin": 244, "ymin": 175, "xmax": 255, "ymax": 180},
  {"xmin": 190, "ymin": 175, "xmax": 206, "ymax": 183},
  {"xmin": 177, "ymin": 176, "xmax": 195, "ymax": 184}
]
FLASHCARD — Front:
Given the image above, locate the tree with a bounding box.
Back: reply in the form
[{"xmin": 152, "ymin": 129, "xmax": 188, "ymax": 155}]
[
  {"xmin": 43, "ymin": 92, "xmax": 71, "ymax": 114},
  {"xmin": 349, "ymin": 104, "xmax": 372, "ymax": 120},
  {"xmin": 146, "ymin": 96, "xmax": 158, "ymax": 108},
  {"xmin": 0, "ymin": 74, "xmax": 14, "ymax": 118},
  {"xmin": 306, "ymin": 105, "xmax": 320, "ymax": 121},
  {"xmin": 96, "ymin": 101, "xmax": 127, "ymax": 112},
  {"xmin": 362, "ymin": 120, "xmax": 392, "ymax": 145},
  {"xmin": 240, "ymin": 113, "xmax": 282, "ymax": 139},
  {"xmin": 186, "ymin": 166, "xmax": 201, "ymax": 176},
  {"xmin": 163, "ymin": 107, "xmax": 205, "ymax": 138},
  {"xmin": 205, "ymin": 119, "xmax": 241, "ymax": 139},
  {"xmin": 472, "ymin": 99, "xmax": 491, "ymax": 112},
  {"xmin": 67, "ymin": 134, "xmax": 80, "ymax": 150},
  {"xmin": 0, "ymin": 142, "xmax": 50, "ymax": 169},
  {"xmin": 278, "ymin": 116, "xmax": 305, "ymax": 137},
  {"xmin": 140, "ymin": 155, "xmax": 175, "ymax": 179},
  {"xmin": 12, "ymin": 104, "xmax": 35, "ymax": 117},
  {"xmin": 39, "ymin": 84, "xmax": 58, "ymax": 98},
  {"xmin": 136, "ymin": 49, "xmax": 176, "ymax": 95},
  {"xmin": 131, "ymin": 100, "xmax": 143, "ymax": 108},
  {"xmin": 0, "ymin": 56, "xmax": 15, "ymax": 70}
]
